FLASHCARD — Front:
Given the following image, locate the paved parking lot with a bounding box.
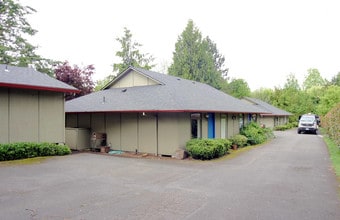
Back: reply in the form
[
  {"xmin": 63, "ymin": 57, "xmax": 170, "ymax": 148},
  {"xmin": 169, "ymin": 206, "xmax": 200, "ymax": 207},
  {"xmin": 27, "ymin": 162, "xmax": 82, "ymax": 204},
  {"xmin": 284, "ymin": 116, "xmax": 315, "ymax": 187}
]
[{"xmin": 1, "ymin": 130, "xmax": 340, "ymax": 220}]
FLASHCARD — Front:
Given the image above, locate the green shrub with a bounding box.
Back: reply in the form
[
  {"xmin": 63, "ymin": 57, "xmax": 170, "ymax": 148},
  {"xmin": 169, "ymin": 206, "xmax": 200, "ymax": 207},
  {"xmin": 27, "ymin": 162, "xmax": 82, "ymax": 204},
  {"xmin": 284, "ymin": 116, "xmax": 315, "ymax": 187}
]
[
  {"xmin": 0, "ymin": 142, "xmax": 71, "ymax": 161},
  {"xmin": 186, "ymin": 139, "xmax": 231, "ymax": 160},
  {"xmin": 230, "ymin": 134, "xmax": 248, "ymax": 147},
  {"xmin": 241, "ymin": 122, "xmax": 273, "ymax": 145},
  {"xmin": 322, "ymin": 103, "xmax": 340, "ymax": 146},
  {"xmin": 274, "ymin": 122, "xmax": 296, "ymax": 131}
]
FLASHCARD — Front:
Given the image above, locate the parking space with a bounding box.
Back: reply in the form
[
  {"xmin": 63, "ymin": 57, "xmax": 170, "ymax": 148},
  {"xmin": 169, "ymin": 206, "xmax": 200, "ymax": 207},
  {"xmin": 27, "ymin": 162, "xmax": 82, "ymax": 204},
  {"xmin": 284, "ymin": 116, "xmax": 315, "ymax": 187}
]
[{"xmin": 1, "ymin": 130, "xmax": 339, "ymax": 219}]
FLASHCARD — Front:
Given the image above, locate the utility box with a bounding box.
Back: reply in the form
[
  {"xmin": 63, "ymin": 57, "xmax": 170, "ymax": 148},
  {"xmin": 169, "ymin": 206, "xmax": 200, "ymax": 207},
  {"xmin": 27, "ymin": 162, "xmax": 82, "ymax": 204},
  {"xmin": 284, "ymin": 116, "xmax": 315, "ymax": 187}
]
[{"xmin": 65, "ymin": 128, "xmax": 90, "ymax": 150}]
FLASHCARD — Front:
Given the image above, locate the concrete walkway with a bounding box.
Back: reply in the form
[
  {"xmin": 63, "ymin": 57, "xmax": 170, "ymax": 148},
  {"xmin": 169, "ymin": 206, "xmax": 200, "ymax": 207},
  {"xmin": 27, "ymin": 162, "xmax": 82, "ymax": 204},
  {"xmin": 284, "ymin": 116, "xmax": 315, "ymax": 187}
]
[{"xmin": 0, "ymin": 129, "xmax": 339, "ymax": 219}]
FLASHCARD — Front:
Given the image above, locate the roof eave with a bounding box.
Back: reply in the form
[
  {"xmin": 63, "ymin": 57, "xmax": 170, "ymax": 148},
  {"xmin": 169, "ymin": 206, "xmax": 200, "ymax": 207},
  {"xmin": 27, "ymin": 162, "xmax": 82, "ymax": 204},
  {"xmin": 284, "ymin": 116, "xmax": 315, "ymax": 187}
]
[
  {"xmin": 65, "ymin": 109, "xmax": 269, "ymax": 114},
  {"xmin": 0, "ymin": 82, "xmax": 80, "ymax": 93},
  {"xmin": 260, "ymin": 113, "xmax": 291, "ymax": 116}
]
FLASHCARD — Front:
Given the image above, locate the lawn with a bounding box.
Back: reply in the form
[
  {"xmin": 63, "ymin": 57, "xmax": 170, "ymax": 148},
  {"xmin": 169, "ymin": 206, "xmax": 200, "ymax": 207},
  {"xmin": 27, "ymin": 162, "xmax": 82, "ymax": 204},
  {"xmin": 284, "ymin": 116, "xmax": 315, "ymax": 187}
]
[{"xmin": 324, "ymin": 136, "xmax": 340, "ymax": 176}]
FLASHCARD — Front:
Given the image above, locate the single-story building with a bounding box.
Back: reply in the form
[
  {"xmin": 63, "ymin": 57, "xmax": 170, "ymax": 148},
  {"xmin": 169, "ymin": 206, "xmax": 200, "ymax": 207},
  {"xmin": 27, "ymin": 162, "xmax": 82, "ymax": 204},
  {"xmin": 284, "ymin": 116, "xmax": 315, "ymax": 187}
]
[
  {"xmin": 242, "ymin": 97, "xmax": 292, "ymax": 128},
  {"xmin": 0, "ymin": 64, "xmax": 79, "ymax": 144},
  {"xmin": 65, "ymin": 66, "xmax": 268, "ymax": 156}
]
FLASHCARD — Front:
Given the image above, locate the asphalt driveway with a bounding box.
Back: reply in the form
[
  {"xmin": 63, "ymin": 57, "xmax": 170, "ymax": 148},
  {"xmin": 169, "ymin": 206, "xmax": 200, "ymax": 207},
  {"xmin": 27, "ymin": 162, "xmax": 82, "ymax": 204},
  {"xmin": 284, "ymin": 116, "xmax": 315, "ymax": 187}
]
[{"xmin": 1, "ymin": 129, "xmax": 339, "ymax": 220}]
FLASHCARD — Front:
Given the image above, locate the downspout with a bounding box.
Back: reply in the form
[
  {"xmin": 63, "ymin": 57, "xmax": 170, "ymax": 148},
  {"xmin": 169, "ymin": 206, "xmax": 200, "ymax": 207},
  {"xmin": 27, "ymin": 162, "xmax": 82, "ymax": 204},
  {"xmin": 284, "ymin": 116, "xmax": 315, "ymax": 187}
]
[
  {"xmin": 156, "ymin": 113, "xmax": 159, "ymax": 156},
  {"xmin": 119, "ymin": 113, "xmax": 122, "ymax": 151},
  {"xmin": 37, "ymin": 91, "xmax": 40, "ymax": 142},
  {"xmin": 7, "ymin": 88, "xmax": 10, "ymax": 143},
  {"xmin": 136, "ymin": 112, "xmax": 139, "ymax": 154}
]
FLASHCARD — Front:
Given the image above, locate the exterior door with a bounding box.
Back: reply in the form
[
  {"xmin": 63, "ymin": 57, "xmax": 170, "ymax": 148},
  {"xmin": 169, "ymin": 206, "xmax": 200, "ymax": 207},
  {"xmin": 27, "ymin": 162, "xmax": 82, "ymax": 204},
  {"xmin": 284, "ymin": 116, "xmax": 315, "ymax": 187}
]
[{"xmin": 208, "ymin": 113, "xmax": 215, "ymax": 138}]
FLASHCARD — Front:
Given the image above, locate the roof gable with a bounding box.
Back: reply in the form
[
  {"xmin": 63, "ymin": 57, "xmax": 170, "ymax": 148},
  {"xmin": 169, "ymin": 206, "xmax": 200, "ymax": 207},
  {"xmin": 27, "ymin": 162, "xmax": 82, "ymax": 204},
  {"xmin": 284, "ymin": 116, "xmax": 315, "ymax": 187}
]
[
  {"xmin": 0, "ymin": 65, "xmax": 79, "ymax": 93},
  {"xmin": 104, "ymin": 67, "xmax": 163, "ymax": 89}
]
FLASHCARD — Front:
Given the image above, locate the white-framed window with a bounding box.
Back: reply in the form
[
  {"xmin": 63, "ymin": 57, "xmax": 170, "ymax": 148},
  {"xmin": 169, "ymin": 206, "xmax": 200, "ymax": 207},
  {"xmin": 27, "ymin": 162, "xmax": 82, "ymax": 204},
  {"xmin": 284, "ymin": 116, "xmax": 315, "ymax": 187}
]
[{"xmin": 221, "ymin": 114, "xmax": 227, "ymax": 139}]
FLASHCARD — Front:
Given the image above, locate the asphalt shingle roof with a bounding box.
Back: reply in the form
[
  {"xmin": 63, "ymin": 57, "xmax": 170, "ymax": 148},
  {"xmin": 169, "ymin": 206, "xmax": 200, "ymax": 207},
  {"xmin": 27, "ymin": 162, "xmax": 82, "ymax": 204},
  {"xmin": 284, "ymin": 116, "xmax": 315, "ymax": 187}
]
[
  {"xmin": 66, "ymin": 67, "xmax": 268, "ymax": 114},
  {"xmin": 242, "ymin": 97, "xmax": 292, "ymax": 116},
  {"xmin": 0, "ymin": 64, "xmax": 79, "ymax": 93}
]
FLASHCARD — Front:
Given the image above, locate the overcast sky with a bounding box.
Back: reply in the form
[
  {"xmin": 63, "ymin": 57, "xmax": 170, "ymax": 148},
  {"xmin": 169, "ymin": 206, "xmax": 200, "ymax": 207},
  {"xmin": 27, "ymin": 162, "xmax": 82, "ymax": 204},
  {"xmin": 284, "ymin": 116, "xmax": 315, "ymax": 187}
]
[{"xmin": 21, "ymin": 0, "xmax": 340, "ymax": 90}]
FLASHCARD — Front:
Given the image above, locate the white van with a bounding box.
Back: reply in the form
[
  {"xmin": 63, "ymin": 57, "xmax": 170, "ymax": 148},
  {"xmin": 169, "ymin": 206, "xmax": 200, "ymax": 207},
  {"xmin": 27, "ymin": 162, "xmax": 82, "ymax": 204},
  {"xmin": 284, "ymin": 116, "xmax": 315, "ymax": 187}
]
[{"xmin": 297, "ymin": 114, "xmax": 319, "ymax": 134}]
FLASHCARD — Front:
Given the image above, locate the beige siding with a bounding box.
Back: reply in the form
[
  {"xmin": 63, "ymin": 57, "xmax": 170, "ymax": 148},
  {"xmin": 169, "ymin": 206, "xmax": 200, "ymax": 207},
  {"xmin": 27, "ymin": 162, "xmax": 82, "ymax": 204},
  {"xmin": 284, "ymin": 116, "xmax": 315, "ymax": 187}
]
[
  {"xmin": 158, "ymin": 112, "xmax": 190, "ymax": 155},
  {"xmin": 214, "ymin": 113, "xmax": 221, "ymax": 138},
  {"xmin": 67, "ymin": 112, "xmax": 233, "ymax": 155},
  {"xmin": 39, "ymin": 92, "xmax": 64, "ymax": 142},
  {"xmin": 227, "ymin": 114, "xmax": 239, "ymax": 137},
  {"xmin": 158, "ymin": 113, "xmax": 179, "ymax": 155},
  {"xmin": 0, "ymin": 89, "xmax": 65, "ymax": 144},
  {"xmin": 65, "ymin": 128, "xmax": 90, "ymax": 150},
  {"xmin": 138, "ymin": 113, "xmax": 157, "ymax": 154},
  {"xmin": 9, "ymin": 89, "xmax": 39, "ymax": 142},
  {"xmin": 177, "ymin": 113, "xmax": 191, "ymax": 149},
  {"xmin": 121, "ymin": 113, "xmax": 138, "ymax": 152},
  {"xmin": 111, "ymin": 71, "xmax": 158, "ymax": 88},
  {"xmin": 106, "ymin": 113, "xmax": 121, "ymax": 149},
  {"xmin": 0, "ymin": 88, "xmax": 9, "ymax": 143},
  {"xmin": 261, "ymin": 117, "xmax": 274, "ymax": 128}
]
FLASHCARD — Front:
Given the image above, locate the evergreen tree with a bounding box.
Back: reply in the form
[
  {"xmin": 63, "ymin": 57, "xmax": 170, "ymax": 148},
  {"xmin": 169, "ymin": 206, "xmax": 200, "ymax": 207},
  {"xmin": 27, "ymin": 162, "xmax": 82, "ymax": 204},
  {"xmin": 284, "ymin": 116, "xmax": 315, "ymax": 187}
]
[
  {"xmin": 0, "ymin": 0, "xmax": 57, "ymax": 75},
  {"xmin": 205, "ymin": 36, "xmax": 228, "ymax": 79},
  {"xmin": 168, "ymin": 20, "xmax": 225, "ymax": 89},
  {"xmin": 113, "ymin": 27, "xmax": 155, "ymax": 74},
  {"xmin": 95, "ymin": 27, "xmax": 155, "ymax": 90}
]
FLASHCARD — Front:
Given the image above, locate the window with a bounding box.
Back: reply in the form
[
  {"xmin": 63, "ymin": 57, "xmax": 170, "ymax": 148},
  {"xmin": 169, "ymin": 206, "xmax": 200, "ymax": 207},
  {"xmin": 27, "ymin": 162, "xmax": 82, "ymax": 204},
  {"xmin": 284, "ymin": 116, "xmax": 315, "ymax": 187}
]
[
  {"xmin": 191, "ymin": 113, "xmax": 201, "ymax": 138},
  {"xmin": 221, "ymin": 114, "xmax": 227, "ymax": 139}
]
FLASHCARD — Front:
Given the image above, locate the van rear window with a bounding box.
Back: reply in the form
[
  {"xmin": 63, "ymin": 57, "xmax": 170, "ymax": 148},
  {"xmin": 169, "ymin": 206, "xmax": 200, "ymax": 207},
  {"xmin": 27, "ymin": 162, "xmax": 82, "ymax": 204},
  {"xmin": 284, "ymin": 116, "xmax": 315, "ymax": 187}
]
[{"xmin": 300, "ymin": 116, "xmax": 315, "ymax": 123}]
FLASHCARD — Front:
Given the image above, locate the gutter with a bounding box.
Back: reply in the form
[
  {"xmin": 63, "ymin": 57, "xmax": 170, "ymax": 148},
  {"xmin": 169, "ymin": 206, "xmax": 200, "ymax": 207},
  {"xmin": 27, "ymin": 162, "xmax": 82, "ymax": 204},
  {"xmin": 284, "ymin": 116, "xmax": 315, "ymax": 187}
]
[{"xmin": 0, "ymin": 82, "xmax": 80, "ymax": 93}]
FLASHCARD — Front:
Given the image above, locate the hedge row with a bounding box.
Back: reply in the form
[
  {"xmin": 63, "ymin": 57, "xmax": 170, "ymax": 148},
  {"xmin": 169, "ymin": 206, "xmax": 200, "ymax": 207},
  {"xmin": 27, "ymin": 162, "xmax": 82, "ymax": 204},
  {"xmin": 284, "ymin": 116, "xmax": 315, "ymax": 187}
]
[
  {"xmin": 186, "ymin": 122, "xmax": 274, "ymax": 160},
  {"xmin": 273, "ymin": 122, "xmax": 297, "ymax": 131},
  {"xmin": 0, "ymin": 142, "xmax": 71, "ymax": 161}
]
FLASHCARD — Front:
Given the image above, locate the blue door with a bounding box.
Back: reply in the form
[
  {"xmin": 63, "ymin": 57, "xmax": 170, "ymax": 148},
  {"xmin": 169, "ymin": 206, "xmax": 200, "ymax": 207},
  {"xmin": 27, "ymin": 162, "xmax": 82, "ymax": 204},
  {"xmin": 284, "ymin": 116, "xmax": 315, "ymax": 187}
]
[{"xmin": 208, "ymin": 113, "xmax": 215, "ymax": 138}]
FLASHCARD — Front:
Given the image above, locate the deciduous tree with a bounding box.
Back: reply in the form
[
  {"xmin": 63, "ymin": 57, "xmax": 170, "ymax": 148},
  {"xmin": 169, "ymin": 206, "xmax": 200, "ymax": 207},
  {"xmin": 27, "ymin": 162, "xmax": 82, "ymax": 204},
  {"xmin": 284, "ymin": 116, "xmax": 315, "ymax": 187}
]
[
  {"xmin": 303, "ymin": 68, "xmax": 326, "ymax": 90},
  {"xmin": 316, "ymin": 85, "xmax": 340, "ymax": 115},
  {"xmin": 330, "ymin": 72, "xmax": 340, "ymax": 86},
  {"xmin": 251, "ymin": 88, "xmax": 274, "ymax": 103},
  {"xmin": 223, "ymin": 78, "xmax": 250, "ymax": 98},
  {"xmin": 55, "ymin": 61, "xmax": 95, "ymax": 100},
  {"xmin": 284, "ymin": 73, "xmax": 301, "ymax": 90}
]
